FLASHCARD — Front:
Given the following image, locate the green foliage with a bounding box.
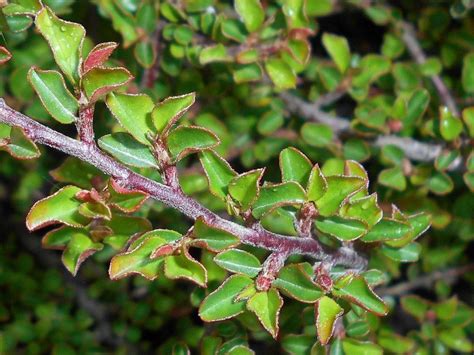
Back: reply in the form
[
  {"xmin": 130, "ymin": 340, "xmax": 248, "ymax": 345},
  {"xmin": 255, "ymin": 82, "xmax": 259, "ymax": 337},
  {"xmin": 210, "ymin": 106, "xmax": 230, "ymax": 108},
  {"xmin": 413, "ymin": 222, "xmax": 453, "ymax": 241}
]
[{"xmin": 0, "ymin": 1, "xmax": 473, "ymax": 353}]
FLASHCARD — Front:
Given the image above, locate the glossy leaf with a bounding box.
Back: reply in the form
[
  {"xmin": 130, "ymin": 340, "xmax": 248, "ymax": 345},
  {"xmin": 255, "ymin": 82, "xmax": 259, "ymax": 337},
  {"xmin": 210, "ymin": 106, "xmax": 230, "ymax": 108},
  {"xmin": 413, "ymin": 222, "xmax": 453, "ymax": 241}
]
[
  {"xmin": 273, "ymin": 263, "xmax": 323, "ymax": 303},
  {"xmin": 28, "ymin": 68, "xmax": 78, "ymax": 124},
  {"xmin": 361, "ymin": 218, "xmax": 413, "ymax": 243},
  {"xmin": 439, "ymin": 106, "xmax": 463, "ymax": 141},
  {"xmin": 164, "ymin": 249, "xmax": 207, "ymax": 287},
  {"xmin": 199, "ymin": 150, "xmax": 237, "ymax": 200},
  {"xmin": 322, "ymin": 33, "xmax": 351, "ymax": 73},
  {"xmin": 307, "ymin": 164, "xmax": 327, "ymax": 201},
  {"xmin": 82, "ymin": 42, "xmax": 118, "ymax": 74},
  {"xmin": 381, "ymin": 242, "xmax": 421, "ymax": 262},
  {"xmin": 265, "ymin": 59, "xmax": 296, "ymax": 90},
  {"xmin": 214, "ymin": 249, "xmax": 262, "ymax": 277},
  {"xmin": 315, "ymin": 176, "xmax": 366, "ymax": 216},
  {"xmin": 246, "ymin": 289, "xmax": 283, "ymax": 338},
  {"xmin": 107, "ymin": 179, "xmax": 149, "ymax": 213},
  {"xmin": 62, "ymin": 232, "xmax": 103, "ymax": 276},
  {"xmin": 192, "ymin": 217, "xmax": 240, "ymax": 252},
  {"xmin": 279, "ymin": 147, "xmax": 312, "ymax": 186},
  {"xmin": 340, "ymin": 194, "xmax": 382, "ymax": 228},
  {"xmin": 0, "ymin": 126, "xmax": 41, "ymax": 160},
  {"xmin": 151, "ymin": 93, "xmax": 195, "ymax": 135},
  {"xmin": 252, "ymin": 182, "xmax": 306, "ymax": 218},
  {"xmin": 228, "ymin": 169, "xmax": 264, "ymax": 210},
  {"xmin": 235, "ymin": 0, "xmax": 264, "ymax": 32},
  {"xmin": 342, "ymin": 339, "xmax": 383, "ymax": 355},
  {"xmin": 315, "ymin": 296, "xmax": 344, "ymax": 345},
  {"xmin": 315, "ymin": 216, "xmax": 367, "ymax": 241},
  {"xmin": 82, "ymin": 67, "xmax": 133, "ymax": 103},
  {"xmin": 166, "ymin": 126, "xmax": 219, "ymax": 161}
]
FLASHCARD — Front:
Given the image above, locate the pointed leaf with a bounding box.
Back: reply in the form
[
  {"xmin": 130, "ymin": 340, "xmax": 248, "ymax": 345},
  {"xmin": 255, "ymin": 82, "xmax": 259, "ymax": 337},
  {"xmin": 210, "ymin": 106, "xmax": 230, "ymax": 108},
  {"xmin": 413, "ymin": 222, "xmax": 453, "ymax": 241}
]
[
  {"xmin": 360, "ymin": 218, "xmax": 413, "ymax": 243},
  {"xmin": 199, "ymin": 150, "xmax": 237, "ymax": 200},
  {"xmin": 199, "ymin": 274, "xmax": 253, "ymax": 321},
  {"xmin": 322, "ymin": 33, "xmax": 351, "ymax": 73},
  {"xmin": 107, "ymin": 179, "xmax": 149, "ymax": 213},
  {"xmin": 26, "ymin": 186, "xmax": 89, "ymax": 231},
  {"xmin": 62, "ymin": 232, "xmax": 103, "ymax": 275},
  {"xmin": 265, "ymin": 58, "xmax": 296, "ymax": 90},
  {"xmin": 439, "ymin": 106, "xmax": 463, "ymax": 141},
  {"xmin": 164, "ymin": 249, "xmax": 207, "ymax": 287},
  {"xmin": 82, "ymin": 67, "xmax": 133, "ymax": 103},
  {"xmin": 214, "ymin": 249, "xmax": 262, "ymax": 277},
  {"xmin": 307, "ymin": 164, "xmax": 327, "ymax": 201},
  {"xmin": 106, "ymin": 92, "xmax": 154, "ymax": 145},
  {"xmin": 340, "ymin": 194, "xmax": 382, "ymax": 228},
  {"xmin": 273, "ymin": 263, "xmax": 324, "ymax": 303},
  {"xmin": 381, "ymin": 242, "xmax": 421, "ymax": 262},
  {"xmin": 35, "ymin": 7, "xmax": 85, "ymax": 84},
  {"xmin": 82, "ymin": 42, "xmax": 118, "ymax": 74},
  {"xmin": 247, "ymin": 289, "xmax": 283, "ymax": 339},
  {"xmin": 315, "ymin": 216, "xmax": 367, "ymax": 241},
  {"xmin": 28, "ymin": 68, "xmax": 78, "ymax": 124},
  {"xmin": 315, "ymin": 296, "xmax": 344, "ymax": 345},
  {"xmin": 1, "ymin": 126, "xmax": 40, "ymax": 159},
  {"xmin": 228, "ymin": 169, "xmax": 264, "ymax": 210},
  {"xmin": 315, "ymin": 176, "xmax": 366, "ymax": 216},
  {"xmin": 192, "ymin": 217, "xmax": 240, "ymax": 252},
  {"xmin": 98, "ymin": 133, "xmax": 157, "ymax": 168},
  {"xmin": 151, "ymin": 93, "xmax": 195, "ymax": 135},
  {"xmin": 279, "ymin": 147, "xmax": 312, "ymax": 186},
  {"xmin": 234, "ymin": 0, "xmax": 264, "ymax": 32},
  {"xmin": 166, "ymin": 126, "xmax": 219, "ymax": 161},
  {"xmin": 252, "ymin": 182, "xmax": 306, "ymax": 218}
]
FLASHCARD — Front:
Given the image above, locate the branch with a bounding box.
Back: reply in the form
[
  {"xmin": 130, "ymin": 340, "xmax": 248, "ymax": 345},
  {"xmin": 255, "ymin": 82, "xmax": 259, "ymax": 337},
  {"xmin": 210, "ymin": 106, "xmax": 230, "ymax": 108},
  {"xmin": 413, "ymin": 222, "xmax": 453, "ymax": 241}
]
[
  {"xmin": 0, "ymin": 98, "xmax": 365, "ymax": 269},
  {"xmin": 280, "ymin": 93, "xmax": 463, "ymax": 170},
  {"xmin": 377, "ymin": 264, "xmax": 474, "ymax": 297},
  {"xmin": 400, "ymin": 22, "xmax": 460, "ymax": 117}
]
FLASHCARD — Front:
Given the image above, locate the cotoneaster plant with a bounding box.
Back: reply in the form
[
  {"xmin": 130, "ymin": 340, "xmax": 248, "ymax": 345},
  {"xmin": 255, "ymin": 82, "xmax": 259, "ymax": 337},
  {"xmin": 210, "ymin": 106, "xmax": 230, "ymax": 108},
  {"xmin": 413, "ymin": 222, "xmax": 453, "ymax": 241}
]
[{"xmin": 1, "ymin": 1, "xmax": 472, "ymax": 354}]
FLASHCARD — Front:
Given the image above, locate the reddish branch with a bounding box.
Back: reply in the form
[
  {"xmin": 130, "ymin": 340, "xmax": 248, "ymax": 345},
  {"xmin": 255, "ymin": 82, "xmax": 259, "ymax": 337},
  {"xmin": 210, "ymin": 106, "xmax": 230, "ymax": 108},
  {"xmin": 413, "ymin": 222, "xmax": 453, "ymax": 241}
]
[{"xmin": 0, "ymin": 98, "xmax": 366, "ymax": 269}]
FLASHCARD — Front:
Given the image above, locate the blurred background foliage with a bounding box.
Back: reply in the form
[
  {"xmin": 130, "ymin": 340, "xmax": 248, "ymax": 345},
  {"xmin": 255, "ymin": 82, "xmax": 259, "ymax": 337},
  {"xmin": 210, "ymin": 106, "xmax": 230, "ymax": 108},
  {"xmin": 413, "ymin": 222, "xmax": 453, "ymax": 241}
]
[{"xmin": 0, "ymin": 0, "xmax": 473, "ymax": 353}]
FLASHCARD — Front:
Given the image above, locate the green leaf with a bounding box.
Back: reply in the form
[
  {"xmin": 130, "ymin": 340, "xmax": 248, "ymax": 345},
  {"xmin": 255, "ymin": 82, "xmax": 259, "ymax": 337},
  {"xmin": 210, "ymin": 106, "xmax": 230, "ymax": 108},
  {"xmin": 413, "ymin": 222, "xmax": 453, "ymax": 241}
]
[
  {"xmin": 98, "ymin": 133, "xmax": 157, "ymax": 168},
  {"xmin": 281, "ymin": 335, "xmax": 315, "ymax": 355},
  {"xmin": 109, "ymin": 230, "xmax": 181, "ymax": 280},
  {"xmin": 107, "ymin": 179, "xmax": 148, "ymax": 213},
  {"xmin": 252, "ymin": 182, "xmax": 306, "ymax": 219},
  {"xmin": 164, "ymin": 249, "xmax": 207, "ymax": 287},
  {"xmin": 228, "ymin": 169, "xmax": 264, "ymax": 210},
  {"xmin": 435, "ymin": 149, "xmax": 460, "ymax": 171},
  {"xmin": 82, "ymin": 67, "xmax": 133, "ymax": 103},
  {"xmin": 0, "ymin": 46, "xmax": 12, "ymax": 65},
  {"xmin": 151, "ymin": 93, "xmax": 195, "ymax": 135},
  {"xmin": 193, "ymin": 217, "xmax": 240, "ymax": 252},
  {"xmin": 134, "ymin": 40, "xmax": 157, "ymax": 68},
  {"xmin": 265, "ymin": 58, "xmax": 296, "ymax": 90},
  {"xmin": 166, "ymin": 126, "xmax": 219, "ymax": 161},
  {"xmin": 221, "ymin": 19, "xmax": 248, "ymax": 43},
  {"xmin": 247, "ymin": 289, "xmax": 283, "ymax": 339},
  {"xmin": 282, "ymin": 0, "xmax": 308, "ymax": 29},
  {"xmin": 427, "ymin": 171, "xmax": 454, "ymax": 195},
  {"xmin": 26, "ymin": 186, "xmax": 89, "ymax": 231},
  {"xmin": 28, "ymin": 68, "xmax": 78, "ymax": 124},
  {"xmin": 0, "ymin": 126, "xmax": 41, "ymax": 160},
  {"xmin": 233, "ymin": 63, "xmax": 262, "ymax": 83},
  {"xmin": 62, "ymin": 232, "xmax": 103, "ymax": 276},
  {"xmin": 322, "ymin": 33, "xmax": 351, "ymax": 73},
  {"xmin": 50, "ymin": 157, "xmax": 104, "ymax": 189},
  {"xmin": 361, "ymin": 218, "xmax": 413, "ymax": 242},
  {"xmin": 35, "ymin": 7, "xmax": 85, "ymax": 84},
  {"xmin": 463, "ymin": 107, "xmax": 474, "ymax": 138},
  {"xmin": 385, "ymin": 212, "xmax": 431, "ymax": 248},
  {"xmin": 279, "ymin": 147, "xmax": 312, "ymax": 186},
  {"xmin": 315, "ymin": 296, "xmax": 344, "ymax": 345},
  {"xmin": 307, "ymin": 164, "xmax": 327, "ymax": 201},
  {"xmin": 104, "ymin": 214, "xmax": 152, "ymax": 250},
  {"xmin": 340, "ymin": 194, "xmax": 382, "ymax": 228},
  {"xmin": 199, "ymin": 150, "xmax": 237, "ymax": 200},
  {"xmin": 199, "ymin": 274, "xmax": 253, "ymax": 321},
  {"xmin": 315, "ymin": 176, "xmax": 366, "ymax": 216},
  {"xmin": 400, "ymin": 295, "xmax": 429, "ymax": 321},
  {"xmin": 381, "ymin": 242, "xmax": 421, "ymax": 262},
  {"xmin": 402, "ymin": 89, "xmax": 430, "ymax": 132},
  {"xmin": 378, "ymin": 166, "xmax": 407, "ymax": 191},
  {"xmin": 342, "ymin": 339, "xmax": 383, "ymax": 355},
  {"xmin": 234, "ymin": 0, "xmax": 264, "ymax": 32},
  {"xmin": 199, "ymin": 44, "xmax": 231, "ymax": 65},
  {"xmin": 439, "ymin": 106, "xmax": 463, "ymax": 141},
  {"xmin": 78, "ymin": 201, "xmax": 111, "ymax": 220},
  {"xmin": 462, "ymin": 52, "xmax": 474, "ymax": 93},
  {"xmin": 273, "ymin": 263, "xmax": 323, "ymax": 303},
  {"xmin": 106, "ymin": 92, "xmax": 154, "ymax": 145},
  {"xmin": 439, "ymin": 328, "xmax": 473, "ymax": 353},
  {"xmin": 214, "ymin": 249, "xmax": 262, "ymax": 277},
  {"xmin": 315, "ymin": 216, "xmax": 367, "ymax": 241},
  {"xmin": 333, "ymin": 276, "xmax": 388, "ymax": 315}
]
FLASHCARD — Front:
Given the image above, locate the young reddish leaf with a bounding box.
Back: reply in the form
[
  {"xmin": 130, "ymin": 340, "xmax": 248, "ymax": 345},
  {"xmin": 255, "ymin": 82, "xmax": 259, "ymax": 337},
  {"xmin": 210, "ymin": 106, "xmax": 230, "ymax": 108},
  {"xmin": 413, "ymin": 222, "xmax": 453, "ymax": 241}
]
[
  {"xmin": 199, "ymin": 274, "xmax": 253, "ymax": 322},
  {"xmin": 62, "ymin": 232, "xmax": 103, "ymax": 276},
  {"xmin": 340, "ymin": 194, "xmax": 382, "ymax": 228},
  {"xmin": 26, "ymin": 186, "xmax": 89, "ymax": 231},
  {"xmin": 315, "ymin": 296, "xmax": 344, "ymax": 345},
  {"xmin": 279, "ymin": 147, "xmax": 312, "ymax": 187},
  {"xmin": 151, "ymin": 92, "xmax": 195, "ymax": 135},
  {"xmin": 164, "ymin": 248, "xmax": 207, "ymax": 287},
  {"xmin": 165, "ymin": 126, "xmax": 220, "ymax": 161},
  {"xmin": 234, "ymin": 0, "xmax": 264, "ymax": 32},
  {"xmin": 252, "ymin": 182, "xmax": 306, "ymax": 219},
  {"xmin": 273, "ymin": 263, "xmax": 324, "ymax": 303},
  {"xmin": 315, "ymin": 176, "xmax": 366, "ymax": 216},
  {"xmin": 246, "ymin": 288, "xmax": 283, "ymax": 339},
  {"xmin": 82, "ymin": 67, "xmax": 133, "ymax": 103},
  {"xmin": 192, "ymin": 217, "xmax": 240, "ymax": 252},
  {"xmin": 82, "ymin": 42, "xmax": 118, "ymax": 74},
  {"xmin": 107, "ymin": 179, "xmax": 149, "ymax": 213},
  {"xmin": 0, "ymin": 46, "xmax": 12, "ymax": 65},
  {"xmin": 360, "ymin": 218, "xmax": 413, "ymax": 243},
  {"xmin": 35, "ymin": 7, "xmax": 85, "ymax": 84},
  {"xmin": 332, "ymin": 275, "xmax": 388, "ymax": 316},
  {"xmin": 106, "ymin": 92, "xmax": 155, "ymax": 145},
  {"xmin": 28, "ymin": 68, "xmax": 78, "ymax": 124},
  {"xmin": 315, "ymin": 216, "xmax": 367, "ymax": 241},
  {"xmin": 228, "ymin": 169, "xmax": 264, "ymax": 211},
  {"xmin": 98, "ymin": 133, "xmax": 158, "ymax": 168},
  {"xmin": 307, "ymin": 164, "xmax": 327, "ymax": 201},
  {"xmin": 199, "ymin": 150, "xmax": 237, "ymax": 200},
  {"xmin": 0, "ymin": 126, "xmax": 40, "ymax": 159},
  {"xmin": 214, "ymin": 249, "xmax": 262, "ymax": 277}
]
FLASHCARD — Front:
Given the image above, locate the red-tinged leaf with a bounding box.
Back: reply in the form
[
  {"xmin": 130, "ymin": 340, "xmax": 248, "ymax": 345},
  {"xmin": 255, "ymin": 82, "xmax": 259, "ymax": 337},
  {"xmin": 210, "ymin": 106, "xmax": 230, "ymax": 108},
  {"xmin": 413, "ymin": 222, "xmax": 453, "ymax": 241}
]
[
  {"xmin": 246, "ymin": 288, "xmax": 283, "ymax": 339},
  {"xmin": 0, "ymin": 46, "xmax": 12, "ymax": 65},
  {"xmin": 62, "ymin": 232, "xmax": 103, "ymax": 276},
  {"xmin": 82, "ymin": 42, "xmax": 118, "ymax": 74},
  {"xmin": 315, "ymin": 296, "xmax": 344, "ymax": 345},
  {"xmin": 42, "ymin": 226, "xmax": 87, "ymax": 250},
  {"xmin": 0, "ymin": 126, "xmax": 40, "ymax": 160},
  {"xmin": 107, "ymin": 178, "xmax": 149, "ymax": 213},
  {"xmin": 26, "ymin": 186, "xmax": 90, "ymax": 231},
  {"xmin": 82, "ymin": 67, "xmax": 133, "ymax": 103},
  {"xmin": 164, "ymin": 248, "xmax": 207, "ymax": 287}
]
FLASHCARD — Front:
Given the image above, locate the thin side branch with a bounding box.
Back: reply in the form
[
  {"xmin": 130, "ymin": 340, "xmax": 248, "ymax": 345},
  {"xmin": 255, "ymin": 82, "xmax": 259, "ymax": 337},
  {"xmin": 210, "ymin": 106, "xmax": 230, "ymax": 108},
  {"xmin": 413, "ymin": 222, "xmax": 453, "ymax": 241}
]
[
  {"xmin": 0, "ymin": 98, "xmax": 365, "ymax": 268},
  {"xmin": 401, "ymin": 22, "xmax": 460, "ymax": 117},
  {"xmin": 378, "ymin": 264, "xmax": 474, "ymax": 297}
]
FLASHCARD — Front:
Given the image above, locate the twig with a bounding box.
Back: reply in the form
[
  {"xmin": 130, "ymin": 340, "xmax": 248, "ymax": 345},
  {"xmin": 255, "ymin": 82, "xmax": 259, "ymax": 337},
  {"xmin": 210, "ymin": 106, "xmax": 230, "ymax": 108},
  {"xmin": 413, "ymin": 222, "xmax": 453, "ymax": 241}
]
[
  {"xmin": 0, "ymin": 98, "xmax": 366, "ymax": 269},
  {"xmin": 378, "ymin": 264, "xmax": 474, "ymax": 297},
  {"xmin": 400, "ymin": 22, "xmax": 460, "ymax": 117}
]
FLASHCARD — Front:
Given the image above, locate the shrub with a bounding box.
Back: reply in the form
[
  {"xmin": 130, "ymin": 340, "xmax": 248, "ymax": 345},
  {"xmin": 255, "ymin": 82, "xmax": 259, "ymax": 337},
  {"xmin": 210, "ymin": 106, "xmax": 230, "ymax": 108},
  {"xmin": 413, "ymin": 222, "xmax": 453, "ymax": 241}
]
[{"xmin": 0, "ymin": 1, "xmax": 472, "ymax": 353}]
